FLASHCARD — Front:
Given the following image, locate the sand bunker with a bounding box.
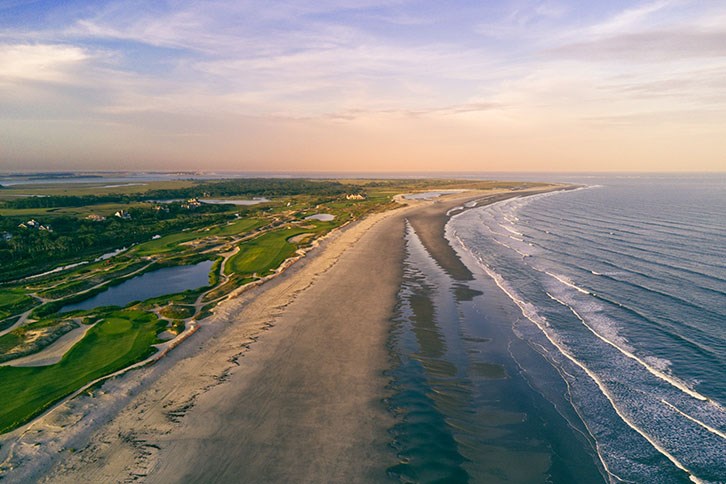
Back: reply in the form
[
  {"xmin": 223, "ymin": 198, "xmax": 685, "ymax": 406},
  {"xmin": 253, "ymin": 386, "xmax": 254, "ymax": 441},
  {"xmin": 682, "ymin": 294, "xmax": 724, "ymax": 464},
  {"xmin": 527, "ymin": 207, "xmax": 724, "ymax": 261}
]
[{"xmin": 3, "ymin": 323, "xmax": 96, "ymax": 367}]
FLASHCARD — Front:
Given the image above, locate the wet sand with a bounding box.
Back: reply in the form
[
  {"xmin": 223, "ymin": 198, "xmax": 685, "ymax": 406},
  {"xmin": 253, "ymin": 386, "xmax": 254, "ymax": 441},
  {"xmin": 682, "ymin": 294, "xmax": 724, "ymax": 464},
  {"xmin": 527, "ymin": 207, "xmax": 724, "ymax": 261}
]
[
  {"xmin": 1, "ymin": 186, "xmax": 562, "ymax": 483},
  {"xmin": 407, "ymin": 189, "xmax": 563, "ymax": 282}
]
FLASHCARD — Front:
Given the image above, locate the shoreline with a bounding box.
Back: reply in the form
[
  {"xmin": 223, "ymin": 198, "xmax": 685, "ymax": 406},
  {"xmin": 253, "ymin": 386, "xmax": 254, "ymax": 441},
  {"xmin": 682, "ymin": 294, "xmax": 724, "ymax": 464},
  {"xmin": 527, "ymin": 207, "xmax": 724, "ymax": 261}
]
[
  {"xmin": 0, "ymin": 185, "xmax": 568, "ymax": 482},
  {"xmin": 387, "ymin": 187, "xmax": 607, "ymax": 482}
]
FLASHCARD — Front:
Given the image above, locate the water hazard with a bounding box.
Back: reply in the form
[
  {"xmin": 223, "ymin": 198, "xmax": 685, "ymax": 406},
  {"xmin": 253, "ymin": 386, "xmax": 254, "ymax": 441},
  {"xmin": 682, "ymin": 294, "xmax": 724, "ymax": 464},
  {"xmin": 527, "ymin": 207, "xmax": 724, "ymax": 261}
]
[{"xmin": 60, "ymin": 260, "xmax": 213, "ymax": 313}]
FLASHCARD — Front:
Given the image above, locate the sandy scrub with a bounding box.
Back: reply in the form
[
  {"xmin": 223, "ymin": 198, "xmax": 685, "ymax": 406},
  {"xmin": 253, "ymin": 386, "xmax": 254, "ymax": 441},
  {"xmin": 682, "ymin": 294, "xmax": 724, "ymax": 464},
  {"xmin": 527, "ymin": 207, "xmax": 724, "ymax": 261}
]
[
  {"xmin": 0, "ymin": 187, "xmax": 561, "ymax": 483},
  {"xmin": 1, "ymin": 323, "xmax": 95, "ymax": 368}
]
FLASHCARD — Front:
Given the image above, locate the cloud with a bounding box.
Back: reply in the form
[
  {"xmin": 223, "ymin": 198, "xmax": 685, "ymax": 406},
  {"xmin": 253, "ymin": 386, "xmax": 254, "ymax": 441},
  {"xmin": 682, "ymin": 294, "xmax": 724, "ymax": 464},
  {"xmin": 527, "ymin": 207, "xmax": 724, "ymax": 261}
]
[
  {"xmin": 316, "ymin": 101, "xmax": 502, "ymax": 121},
  {"xmin": 547, "ymin": 29, "xmax": 726, "ymax": 61},
  {"xmin": 601, "ymin": 66, "xmax": 726, "ymax": 101},
  {"xmin": 62, "ymin": 0, "xmax": 412, "ymax": 54},
  {"xmin": 583, "ymin": 108, "xmax": 726, "ymax": 127},
  {"xmin": 475, "ymin": 1, "xmax": 568, "ymax": 40},
  {"xmin": 585, "ymin": 0, "xmax": 680, "ymax": 36},
  {"xmin": 0, "ymin": 43, "xmax": 89, "ymax": 83}
]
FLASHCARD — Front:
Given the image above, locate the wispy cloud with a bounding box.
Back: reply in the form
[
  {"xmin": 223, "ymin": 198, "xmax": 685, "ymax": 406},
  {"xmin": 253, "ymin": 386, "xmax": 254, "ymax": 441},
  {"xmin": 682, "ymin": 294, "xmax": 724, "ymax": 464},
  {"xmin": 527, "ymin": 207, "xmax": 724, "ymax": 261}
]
[
  {"xmin": 585, "ymin": 0, "xmax": 680, "ymax": 36},
  {"xmin": 0, "ymin": 43, "xmax": 89, "ymax": 83},
  {"xmin": 547, "ymin": 29, "xmax": 726, "ymax": 61},
  {"xmin": 0, "ymin": 0, "xmax": 724, "ymax": 171}
]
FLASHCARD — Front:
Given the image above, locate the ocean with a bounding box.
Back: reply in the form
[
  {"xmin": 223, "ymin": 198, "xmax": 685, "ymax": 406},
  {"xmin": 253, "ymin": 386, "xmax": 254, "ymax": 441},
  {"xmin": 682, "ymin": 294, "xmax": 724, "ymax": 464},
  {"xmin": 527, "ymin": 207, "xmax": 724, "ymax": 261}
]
[{"xmin": 387, "ymin": 175, "xmax": 725, "ymax": 483}]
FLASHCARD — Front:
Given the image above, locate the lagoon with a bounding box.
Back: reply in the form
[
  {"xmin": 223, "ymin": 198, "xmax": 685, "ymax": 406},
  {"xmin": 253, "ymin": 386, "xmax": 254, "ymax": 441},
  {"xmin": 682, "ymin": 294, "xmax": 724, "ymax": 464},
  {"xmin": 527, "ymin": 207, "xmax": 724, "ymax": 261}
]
[
  {"xmin": 403, "ymin": 190, "xmax": 465, "ymax": 200},
  {"xmin": 60, "ymin": 260, "xmax": 214, "ymax": 313},
  {"xmin": 201, "ymin": 198, "xmax": 269, "ymax": 205}
]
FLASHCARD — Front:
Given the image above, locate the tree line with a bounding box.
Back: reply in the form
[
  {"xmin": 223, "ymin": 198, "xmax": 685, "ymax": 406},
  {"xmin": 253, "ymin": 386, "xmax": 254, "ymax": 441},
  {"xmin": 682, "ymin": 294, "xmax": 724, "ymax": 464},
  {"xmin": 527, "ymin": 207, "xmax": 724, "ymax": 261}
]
[{"xmin": 2, "ymin": 178, "xmax": 362, "ymax": 209}]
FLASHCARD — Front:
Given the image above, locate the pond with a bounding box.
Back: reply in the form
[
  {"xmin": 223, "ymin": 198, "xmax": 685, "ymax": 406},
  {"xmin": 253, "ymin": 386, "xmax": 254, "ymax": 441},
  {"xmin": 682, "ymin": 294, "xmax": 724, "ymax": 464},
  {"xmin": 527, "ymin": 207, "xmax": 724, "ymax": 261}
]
[
  {"xmin": 403, "ymin": 190, "xmax": 465, "ymax": 200},
  {"xmin": 60, "ymin": 260, "xmax": 214, "ymax": 313},
  {"xmin": 201, "ymin": 198, "xmax": 269, "ymax": 206}
]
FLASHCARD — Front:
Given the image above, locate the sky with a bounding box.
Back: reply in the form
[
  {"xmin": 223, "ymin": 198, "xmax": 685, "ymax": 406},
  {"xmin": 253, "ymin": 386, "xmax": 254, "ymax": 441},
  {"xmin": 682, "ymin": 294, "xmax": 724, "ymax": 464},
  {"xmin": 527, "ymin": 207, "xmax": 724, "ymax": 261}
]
[{"xmin": 1, "ymin": 0, "xmax": 725, "ymax": 173}]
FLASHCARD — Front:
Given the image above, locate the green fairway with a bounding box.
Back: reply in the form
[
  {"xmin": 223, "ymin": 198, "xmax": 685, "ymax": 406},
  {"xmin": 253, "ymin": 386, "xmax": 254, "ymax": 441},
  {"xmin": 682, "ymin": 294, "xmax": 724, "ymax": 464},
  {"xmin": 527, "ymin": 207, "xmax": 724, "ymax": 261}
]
[
  {"xmin": 208, "ymin": 217, "xmax": 264, "ymax": 236},
  {"xmin": 0, "ymin": 289, "xmax": 35, "ymax": 320},
  {"xmin": 132, "ymin": 217, "xmax": 264, "ymax": 256},
  {"xmin": 0, "ymin": 311, "xmax": 164, "ymax": 433},
  {"xmin": 225, "ymin": 226, "xmax": 315, "ymax": 276},
  {"xmin": 133, "ymin": 231, "xmax": 202, "ymax": 255}
]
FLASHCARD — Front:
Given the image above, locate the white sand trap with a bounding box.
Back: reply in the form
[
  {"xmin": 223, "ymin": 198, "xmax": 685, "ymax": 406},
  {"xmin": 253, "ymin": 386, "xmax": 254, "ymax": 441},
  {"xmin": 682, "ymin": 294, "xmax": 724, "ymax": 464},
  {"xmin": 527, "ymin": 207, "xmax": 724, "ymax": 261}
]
[
  {"xmin": 289, "ymin": 233, "xmax": 313, "ymax": 244},
  {"xmin": 3, "ymin": 323, "xmax": 96, "ymax": 367},
  {"xmin": 157, "ymin": 330, "xmax": 176, "ymax": 341},
  {"xmin": 305, "ymin": 213, "xmax": 335, "ymax": 221}
]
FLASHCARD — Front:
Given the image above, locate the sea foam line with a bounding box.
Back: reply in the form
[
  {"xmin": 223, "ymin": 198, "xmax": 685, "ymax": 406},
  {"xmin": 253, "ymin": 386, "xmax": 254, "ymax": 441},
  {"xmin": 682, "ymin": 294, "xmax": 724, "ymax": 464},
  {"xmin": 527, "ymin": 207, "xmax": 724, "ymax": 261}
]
[
  {"xmin": 546, "ymin": 272, "xmax": 590, "ymax": 295},
  {"xmin": 544, "ymin": 288, "xmax": 709, "ymax": 402},
  {"xmin": 499, "ymin": 223, "xmax": 523, "ymax": 237},
  {"xmin": 479, "ymin": 262, "xmax": 704, "ymax": 483},
  {"xmin": 449, "ymin": 227, "xmax": 703, "ymax": 483},
  {"xmin": 661, "ymin": 399, "xmax": 726, "ymax": 440}
]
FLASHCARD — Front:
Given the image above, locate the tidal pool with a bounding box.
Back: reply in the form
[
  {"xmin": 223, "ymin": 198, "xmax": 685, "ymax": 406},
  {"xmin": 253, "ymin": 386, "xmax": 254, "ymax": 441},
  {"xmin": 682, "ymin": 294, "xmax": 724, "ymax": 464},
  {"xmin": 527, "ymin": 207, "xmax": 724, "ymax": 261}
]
[{"xmin": 403, "ymin": 190, "xmax": 465, "ymax": 200}]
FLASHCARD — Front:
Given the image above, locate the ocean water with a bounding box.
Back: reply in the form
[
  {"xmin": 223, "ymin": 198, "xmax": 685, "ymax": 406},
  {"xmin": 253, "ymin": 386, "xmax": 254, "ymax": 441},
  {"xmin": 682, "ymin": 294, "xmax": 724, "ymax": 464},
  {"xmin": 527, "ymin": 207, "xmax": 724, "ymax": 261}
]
[{"xmin": 387, "ymin": 175, "xmax": 725, "ymax": 483}]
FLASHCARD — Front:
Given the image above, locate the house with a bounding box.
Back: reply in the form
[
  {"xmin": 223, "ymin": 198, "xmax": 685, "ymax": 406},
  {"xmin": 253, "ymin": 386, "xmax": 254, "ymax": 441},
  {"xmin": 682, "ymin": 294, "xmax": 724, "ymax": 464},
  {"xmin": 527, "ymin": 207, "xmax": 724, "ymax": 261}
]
[
  {"xmin": 181, "ymin": 198, "xmax": 202, "ymax": 209},
  {"xmin": 114, "ymin": 210, "xmax": 131, "ymax": 220},
  {"xmin": 346, "ymin": 193, "xmax": 366, "ymax": 200},
  {"xmin": 18, "ymin": 219, "xmax": 52, "ymax": 231},
  {"xmin": 86, "ymin": 214, "xmax": 106, "ymax": 222},
  {"xmin": 19, "ymin": 219, "xmax": 40, "ymax": 229}
]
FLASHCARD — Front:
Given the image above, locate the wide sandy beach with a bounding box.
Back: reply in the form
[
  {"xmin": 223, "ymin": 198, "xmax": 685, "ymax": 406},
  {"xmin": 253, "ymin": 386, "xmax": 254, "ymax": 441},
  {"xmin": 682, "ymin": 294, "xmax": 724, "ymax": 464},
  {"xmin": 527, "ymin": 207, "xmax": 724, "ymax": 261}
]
[{"xmin": 0, "ymin": 187, "xmax": 560, "ymax": 483}]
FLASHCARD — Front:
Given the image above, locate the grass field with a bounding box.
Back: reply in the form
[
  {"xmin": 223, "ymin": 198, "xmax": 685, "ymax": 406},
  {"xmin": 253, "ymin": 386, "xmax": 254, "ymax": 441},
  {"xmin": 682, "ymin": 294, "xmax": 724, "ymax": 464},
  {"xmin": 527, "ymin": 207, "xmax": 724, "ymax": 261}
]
[
  {"xmin": 208, "ymin": 217, "xmax": 265, "ymax": 236},
  {"xmin": 0, "ymin": 310, "xmax": 164, "ymax": 433},
  {"xmin": 132, "ymin": 217, "xmax": 265, "ymax": 256},
  {"xmin": 0, "ymin": 180, "xmax": 195, "ymax": 201},
  {"xmin": 225, "ymin": 226, "xmax": 319, "ymax": 276},
  {"xmin": 0, "ymin": 202, "xmax": 150, "ymax": 217},
  {"xmin": 0, "ymin": 288, "xmax": 35, "ymax": 320}
]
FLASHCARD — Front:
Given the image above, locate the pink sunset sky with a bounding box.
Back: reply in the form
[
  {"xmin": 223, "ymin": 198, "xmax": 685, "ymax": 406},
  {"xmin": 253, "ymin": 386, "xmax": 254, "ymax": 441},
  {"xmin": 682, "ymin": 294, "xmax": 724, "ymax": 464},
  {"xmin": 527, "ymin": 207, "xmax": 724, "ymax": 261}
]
[{"xmin": 1, "ymin": 0, "xmax": 725, "ymax": 172}]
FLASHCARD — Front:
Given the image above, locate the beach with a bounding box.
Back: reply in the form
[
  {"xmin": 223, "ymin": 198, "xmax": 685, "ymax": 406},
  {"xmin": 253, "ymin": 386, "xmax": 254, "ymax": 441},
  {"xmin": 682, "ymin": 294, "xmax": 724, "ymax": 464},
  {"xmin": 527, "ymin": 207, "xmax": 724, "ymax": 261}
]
[{"xmin": 1, "ymin": 187, "xmax": 559, "ymax": 483}]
